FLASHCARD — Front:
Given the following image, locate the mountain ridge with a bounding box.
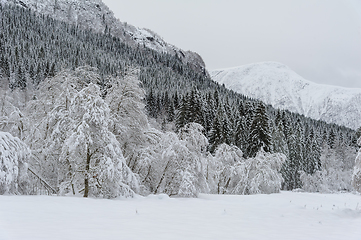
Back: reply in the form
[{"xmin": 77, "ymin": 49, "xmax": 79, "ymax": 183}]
[
  {"xmin": 211, "ymin": 62, "xmax": 361, "ymax": 130},
  {"xmin": 4, "ymin": 0, "xmax": 207, "ymax": 74}
]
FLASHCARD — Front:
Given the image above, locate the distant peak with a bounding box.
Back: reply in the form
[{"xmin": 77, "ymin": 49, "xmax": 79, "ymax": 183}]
[
  {"xmin": 213, "ymin": 61, "xmax": 291, "ymax": 72},
  {"xmin": 210, "ymin": 62, "xmax": 361, "ymax": 129}
]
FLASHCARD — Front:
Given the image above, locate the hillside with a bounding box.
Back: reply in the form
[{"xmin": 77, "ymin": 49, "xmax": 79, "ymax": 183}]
[
  {"xmin": 4, "ymin": 0, "xmax": 206, "ymax": 73},
  {"xmin": 211, "ymin": 62, "xmax": 361, "ymax": 130}
]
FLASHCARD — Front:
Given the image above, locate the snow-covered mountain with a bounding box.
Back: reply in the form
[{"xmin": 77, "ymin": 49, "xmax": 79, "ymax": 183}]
[
  {"xmin": 211, "ymin": 62, "xmax": 361, "ymax": 130},
  {"xmin": 5, "ymin": 0, "xmax": 206, "ymax": 73}
]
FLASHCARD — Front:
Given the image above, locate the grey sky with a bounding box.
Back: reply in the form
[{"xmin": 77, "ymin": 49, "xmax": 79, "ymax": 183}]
[{"xmin": 102, "ymin": 0, "xmax": 361, "ymax": 88}]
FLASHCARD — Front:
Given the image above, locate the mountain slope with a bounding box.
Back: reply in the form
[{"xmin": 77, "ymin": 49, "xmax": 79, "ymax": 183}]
[
  {"xmin": 5, "ymin": 0, "xmax": 206, "ymax": 73},
  {"xmin": 211, "ymin": 62, "xmax": 361, "ymax": 130}
]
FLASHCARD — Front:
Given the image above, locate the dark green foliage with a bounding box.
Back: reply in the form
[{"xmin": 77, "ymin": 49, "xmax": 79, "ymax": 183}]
[
  {"xmin": 208, "ymin": 106, "xmax": 225, "ymax": 153},
  {"xmin": 246, "ymin": 102, "xmax": 272, "ymax": 158},
  {"xmin": 234, "ymin": 115, "xmax": 248, "ymax": 153}
]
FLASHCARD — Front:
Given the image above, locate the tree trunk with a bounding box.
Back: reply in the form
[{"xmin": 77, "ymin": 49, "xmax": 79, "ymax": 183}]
[
  {"xmin": 154, "ymin": 160, "xmax": 170, "ymax": 194},
  {"xmin": 84, "ymin": 147, "xmax": 91, "ymax": 197}
]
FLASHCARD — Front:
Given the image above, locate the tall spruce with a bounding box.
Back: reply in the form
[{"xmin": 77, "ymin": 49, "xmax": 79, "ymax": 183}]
[{"xmin": 246, "ymin": 102, "xmax": 272, "ymax": 158}]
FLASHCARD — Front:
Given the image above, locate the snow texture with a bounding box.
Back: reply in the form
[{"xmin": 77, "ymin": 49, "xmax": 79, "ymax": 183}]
[
  {"xmin": 0, "ymin": 192, "xmax": 360, "ymax": 240},
  {"xmin": 211, "ymin": 62, "xmax": 361, "ymax": 129}
]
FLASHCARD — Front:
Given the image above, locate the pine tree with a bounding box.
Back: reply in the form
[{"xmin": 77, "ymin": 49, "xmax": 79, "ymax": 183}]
[
  {"xmin": 204, "ymin": 92, "xmax": 216, "ymax": 134},
  {"xmin": 17, "ymin": 66, "xmax": 26, "ymax": 89},
  {"xmin": 272, "ymin": 120, "xmax": 289, "ymax": 157},
  {"xmin": 208, "ymin": 105, "xmax": 225, "ymax": 153},
  {"xmin": 167, "ymin": 101, "xmax": 175, "ymax": 122},
  {"xmin": 234, "ymin": 115, "xmax": 248, "ymax": 154},
  {"xmin": 175, "ymin": 93, "xmax": 190, "ymax": 130},
  {"xmin": 146, "ymin": 89, "xmax": 157, "ymax": 118},
  {"xmin": 304, "ymin": 128, "xmax": 321, "ymax": 174},
  {"xmin": 222, "ymin": 114, "xmax": 232, "ymax": 145},
  {"xmin": 188, "ymin": 88, "xmax": 204, "ymax": 126},
  {"xmin": 282, "ymin": 132, "xmax": 300, "ymax": 190},
  {"xmin": 246, "ymin": 102, "xmax": 272, "ymax": 158},
  {"xmin": 328, "ymin": 128, "xmax": 336, "ymax": 149}
]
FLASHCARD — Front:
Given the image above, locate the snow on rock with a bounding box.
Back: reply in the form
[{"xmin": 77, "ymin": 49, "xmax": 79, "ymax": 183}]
[
  {"xmin": 211, "ymin": 62, "xmax": 361, "ymax": 129},
  {"xmin": 3, "ymin": 0, "xmax": 206, "ymax": 73},
  {"xmin": 0, "ymin": 192, "xmax": 360, "ymax": 240}
]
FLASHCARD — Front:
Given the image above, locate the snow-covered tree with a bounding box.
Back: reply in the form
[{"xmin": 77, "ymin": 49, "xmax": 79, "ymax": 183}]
[
  {"xmin": 26, "ymin": 67, "xmax": 94, "ymax": 188},
  {"xmin": 105, "ymin": 69, "xmax": 149, "ymax": 171},
  {"xmin": 352, "ymin": 137, "xmax": 361, "ymax": 192},
  {"xmin": 144, "ymin": 123, "xmax": 209, "ymax": 197},
  {"xmin": 150, "ymin": 132, "xmax": 195, "ymax": 196},
  {"xmin": 0, "ymin": 131, "xmax": 30, "ymax": 194},
  {"xmin": 178, "ymin": 122, "xmax": 208, "ymax": 154},
  {"xmin": 210, "ymin": 143, "xmax": 243, "ymax": 194},
  {"xmin": 59, "ymin": 83, "xmax": 138, "ymax": 198},
  {"xmin": 233, "ymin": 149, "xmax": 286, "ymax": 195},
  {"xmin": 301, "ymin": 143, "xmax": 356, "ymax": 193},
  {"xmin": 178, "ymin": 123, "xmax": 209, "ymax": 194},
  {"xmin": 209, "ymin": 145, "xmax": 285, "ymax": 195},
  {"xmin": 0, "ymin": 88, "xmax": 28, "ymax": 140}
]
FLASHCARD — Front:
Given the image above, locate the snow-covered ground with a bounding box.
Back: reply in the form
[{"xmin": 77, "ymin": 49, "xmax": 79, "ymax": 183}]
[{"xmin": 0, "ymin": 192, "xmax": 360, "ymax": 240}]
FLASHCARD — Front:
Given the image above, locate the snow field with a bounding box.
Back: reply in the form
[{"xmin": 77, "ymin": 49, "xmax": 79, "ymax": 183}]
[{"xmin": 0, "ymin": 192, "xmax": 360, "ymax": 240}]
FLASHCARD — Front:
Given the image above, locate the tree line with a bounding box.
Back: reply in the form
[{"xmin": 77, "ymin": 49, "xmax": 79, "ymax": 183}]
[{"xmin": 0, "ymin": 2, "xmax": 359, "ymax": 195}]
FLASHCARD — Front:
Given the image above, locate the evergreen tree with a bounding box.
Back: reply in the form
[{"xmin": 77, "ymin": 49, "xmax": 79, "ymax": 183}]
[
  {"xmin": 234, "ymin": 115, "xmax": 248, "ymax": 154},
  {"xmin": 175, "ymin": 93, "xmax": 190, "ymax": 130},
  {"xmin": 222, "ymin": 114, "xmax": 232, "ymax": 145},
  {"xmin": 272, "ymin": 120, "xmax": 289, "ymax": 157},
  {"xmin": 146, "ymin": 89, "xmax": 157, "ymax": 118},
  {"xmin": 304, "ymin": 128, "xmax": 321, "ymax": 174},
  {"xmin": 282, "ymin": 132, "xmax": 300, "ymax": 190},
  {"xmin": 167, "ymin": 101, "xmax": 175, "ymax": 122},
  {"xmin": 17, "ymin": 66, "xmax": 26, "ymax": 90},
  {"xmin": 209, "ymin": 106, "xmax": 225, "ymax": 153},
  {"xmin": 188, "ymin": 88, "xmax": 204, "ymax": 126},
  {"xmin": 246, "ymin": 102, "xmax": 272, "ymax": 158},
  {"xmin": 328, "ymin": 129, "xmax": 336, "ymax": 149}
]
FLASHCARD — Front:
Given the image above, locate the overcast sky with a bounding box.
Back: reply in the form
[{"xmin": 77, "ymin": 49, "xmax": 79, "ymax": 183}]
[{"xmin": 102, "ymin": 0, "xmax": 361, "ymax": 89}]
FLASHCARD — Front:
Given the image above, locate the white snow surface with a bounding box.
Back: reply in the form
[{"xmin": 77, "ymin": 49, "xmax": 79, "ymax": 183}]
[
  {"xmin": 211, "ymin": 62, "xmax": 361, "ymax": 129},
  {"xmin": 0, "ymin": 192, "xmax": 360, "ymax": 240}
]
